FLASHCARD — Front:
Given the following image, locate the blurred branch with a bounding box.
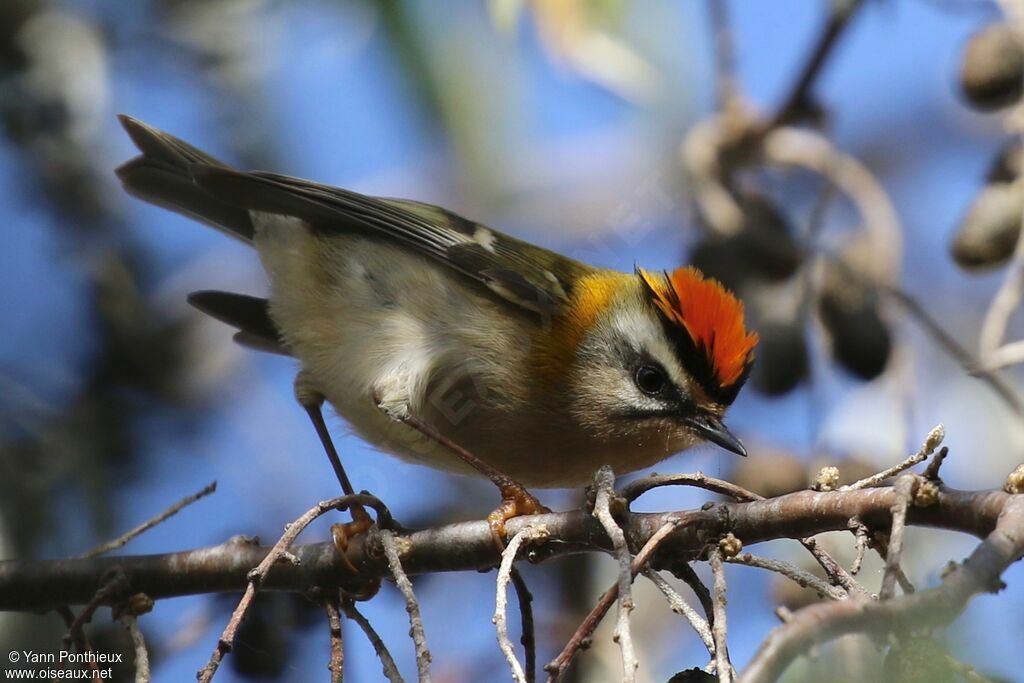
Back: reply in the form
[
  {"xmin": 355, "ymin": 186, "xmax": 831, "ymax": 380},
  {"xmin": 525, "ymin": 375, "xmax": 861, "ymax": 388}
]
[
  {"xmin": 642, "ymin": 568, "xmax": 714, "ymax": 655},
  {"xmin": 976, "ymin": 1, "xmax": 1024, "ymax": 372},
  {"xmin": 342, "ymin": 598, "xmax": 404, "ymax": 683},
  {"xmin": 765, "ymin": 0, "xmax": 866, "ymax": 129},
  {"xmin": 707, "ymin": 0, "xmax": 741, "ymax": 112},
  {"xmin": 78, "ymin": 481, "xmax": 217, "ymax": 559},
  {"xmin": 56, "ymin": 605, "xmax": 100, "ymax": 679},
  {"xmin": 509, "ymin": 568, "xmax": 537, "ymax": 683},
  {"xmin": 322, "ymin": 597, "xmax": 344, "ymax": 683},
  {"xmin": 761, "ymin": 126, "xmax": 902, "ymax": 278},
  {"xmin": 882, "ymin": 284, "xmax": 1024, "ymax": 415},
  {"xmin": 724, "ymin": 553, "xmax": 845, "ymax": 601}
]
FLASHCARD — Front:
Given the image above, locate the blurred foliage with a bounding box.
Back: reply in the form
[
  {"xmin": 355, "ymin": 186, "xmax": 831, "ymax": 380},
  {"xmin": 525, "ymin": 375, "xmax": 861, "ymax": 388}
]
[{"xmin": 0, "ymin": 0, "xmax": 202, "ymax": 558}]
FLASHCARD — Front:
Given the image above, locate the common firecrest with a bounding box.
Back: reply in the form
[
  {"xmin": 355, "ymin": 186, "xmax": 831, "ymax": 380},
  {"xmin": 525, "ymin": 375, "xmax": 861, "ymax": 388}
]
[{"xmin": 116, "ymin": 116, "xmax": 758, "ymax": 494}]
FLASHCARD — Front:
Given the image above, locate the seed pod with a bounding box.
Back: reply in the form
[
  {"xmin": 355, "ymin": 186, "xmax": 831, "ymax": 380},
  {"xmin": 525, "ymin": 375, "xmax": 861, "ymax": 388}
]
[
  {"xmin": 667, "ymin": 669, "xmax": 717, "ymax": 683},
  {"xmin": 960, "ymin": 23, "xmax": 1024, "ymax": 111},
  {"xmin": 951, "ymin": 182, "xmax": 1023, "ymax": 269},
  {"xmin": 750, "ymin": 321, "xmax": 810, "ymax": 395},
  {"xmin": 689, "ymin": 236, "xmax": 748, "ymax": 291},
  {"xmin": 690, "ymin": 192, "xmax": 802, "ymax": 286},
  {"xmin": 734, "ymin": 193, "xmax": 803, "ymax": 281},
  {"xmin": 818, "ymin": 263, "xmax": 891, "ymax": 380},
  {"xmin": 987, "ymin": 139, "xmax": 1022, "ymax": 183}
]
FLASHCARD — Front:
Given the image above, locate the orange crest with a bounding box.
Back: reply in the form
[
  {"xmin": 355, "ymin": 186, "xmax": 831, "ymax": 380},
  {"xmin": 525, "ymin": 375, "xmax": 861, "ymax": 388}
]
[{"xmin": 638, "ymin": 267, "xmax": 759, "ymax": 389}]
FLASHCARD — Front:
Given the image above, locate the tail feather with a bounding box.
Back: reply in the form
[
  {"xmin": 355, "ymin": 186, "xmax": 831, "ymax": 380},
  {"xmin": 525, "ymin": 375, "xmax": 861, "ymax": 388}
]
[
  {"xmin": 188, "ymin": 290, "xmax": 289, "ymax": 356},
  {"xmin": 115, "ymin": 115, "xmax": 255, "ymax": 242}
]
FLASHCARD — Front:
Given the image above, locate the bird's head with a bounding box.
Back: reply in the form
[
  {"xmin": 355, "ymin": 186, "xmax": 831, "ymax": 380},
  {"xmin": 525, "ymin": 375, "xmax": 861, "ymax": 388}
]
[{"xmin": 550, "ymin": 266, "xmax": 759, "ymax": 457}]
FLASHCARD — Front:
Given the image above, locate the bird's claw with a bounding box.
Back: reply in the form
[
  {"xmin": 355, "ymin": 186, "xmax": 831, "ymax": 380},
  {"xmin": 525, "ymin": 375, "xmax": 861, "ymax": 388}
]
[{"xmin": 486, "ymin": 484, "xmax": 550, "ymax": 552}]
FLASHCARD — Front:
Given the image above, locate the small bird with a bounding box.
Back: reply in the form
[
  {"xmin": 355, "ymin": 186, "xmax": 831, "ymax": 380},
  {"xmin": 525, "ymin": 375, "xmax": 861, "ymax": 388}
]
[{"xmin": 115, "ymin": 116, "xmax": 758, "ymax": 530}]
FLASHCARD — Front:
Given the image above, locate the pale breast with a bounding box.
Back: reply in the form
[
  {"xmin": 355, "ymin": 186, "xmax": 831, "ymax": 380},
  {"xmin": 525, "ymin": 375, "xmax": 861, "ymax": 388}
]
[{"xmin": 250, "ymin": 213, "xmax": 539, "ymax": 474}]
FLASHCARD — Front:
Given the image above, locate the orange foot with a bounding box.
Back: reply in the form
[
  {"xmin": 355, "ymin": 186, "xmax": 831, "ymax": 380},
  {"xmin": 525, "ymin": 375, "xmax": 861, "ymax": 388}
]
[
  {"xmin": 331, "ymin": 505, "xmax": 381, "ymax": 600},
  {"xmin": 486, "ymin": 483, "xmax": 551, "ymax": 551},
  {"xmin": 331, "ymin": 505, "xmax": 375, "ymax": 573}
]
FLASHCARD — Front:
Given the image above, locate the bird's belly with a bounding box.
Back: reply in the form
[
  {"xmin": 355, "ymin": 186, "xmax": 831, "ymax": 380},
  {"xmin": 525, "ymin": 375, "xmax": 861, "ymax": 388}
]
[{"xmin": 252, "ymin": 219, "xmax": 538, "ymax": 476}]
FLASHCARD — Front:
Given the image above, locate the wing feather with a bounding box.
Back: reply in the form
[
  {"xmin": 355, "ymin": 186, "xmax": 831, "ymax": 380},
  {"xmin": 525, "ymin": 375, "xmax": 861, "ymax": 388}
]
[{"xmin": 192, "ymin": 165, "xmax": 593, "ymax": 314}]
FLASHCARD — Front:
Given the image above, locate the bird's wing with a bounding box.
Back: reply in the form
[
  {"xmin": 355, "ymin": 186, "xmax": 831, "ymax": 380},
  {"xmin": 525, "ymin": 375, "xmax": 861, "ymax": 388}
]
[{"xmin": 191, "ymin": 165, "xmax": 595, "ymax": 316}]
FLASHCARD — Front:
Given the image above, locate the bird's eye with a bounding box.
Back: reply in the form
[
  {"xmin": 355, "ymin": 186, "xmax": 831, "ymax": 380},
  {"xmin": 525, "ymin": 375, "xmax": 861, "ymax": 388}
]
[{"xmin": 635, "ymin": 364, "xmax": 667, "ymax": 395}]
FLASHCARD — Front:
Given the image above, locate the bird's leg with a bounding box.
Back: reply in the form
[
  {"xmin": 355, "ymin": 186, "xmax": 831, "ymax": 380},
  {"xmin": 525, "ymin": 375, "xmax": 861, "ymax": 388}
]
[
  {"xmin": 295, "ymin": 374, "xmax": 374, "ymax": 566},
  {"xmin": 382, "ymin": 402, "xmax": 549, "ymax": 550}
]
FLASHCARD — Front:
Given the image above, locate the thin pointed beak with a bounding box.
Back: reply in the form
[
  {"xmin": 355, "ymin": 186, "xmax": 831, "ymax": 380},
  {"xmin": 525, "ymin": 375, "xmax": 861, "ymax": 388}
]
[{"xmin": 683, "ymin": 414, "xmax": 747, "ymax": 457}]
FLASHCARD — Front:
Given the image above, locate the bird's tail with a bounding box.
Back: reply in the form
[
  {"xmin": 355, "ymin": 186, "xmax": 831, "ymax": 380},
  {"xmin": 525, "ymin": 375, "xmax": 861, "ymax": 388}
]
[{"xmin": 115, "ymin": 115, "xmax": 255, "ymax": 242}]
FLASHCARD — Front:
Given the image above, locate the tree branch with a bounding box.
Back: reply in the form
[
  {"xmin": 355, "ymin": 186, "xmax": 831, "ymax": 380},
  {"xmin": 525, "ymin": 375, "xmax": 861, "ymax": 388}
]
[
  {"xmin": 740, "ymin": 495, "xmax": 1024, "ymax": 682},
  {"xmin": 0, "ymin": 486, "xmax": 1012, "ymax": 612}
]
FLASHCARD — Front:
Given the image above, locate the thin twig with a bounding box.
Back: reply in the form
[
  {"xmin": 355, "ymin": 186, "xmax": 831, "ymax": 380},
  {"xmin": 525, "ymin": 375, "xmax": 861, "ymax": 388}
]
[
  {"xmin": 621, "ymin": 472, "xmax": 759, "ymax": 503},
  {"xmin": 495, "ymin": 526, "xmax": 547, "ymax": 683},
  {"xmin": 870, "ymin": 532, "xmax": 917, "ymax": 595},
  {"xmin": 762, "ymin": 126, "xmax": 903, "ymax": 280},
  {"xmin": 708, "ymin": 0, "xmax": 741, "ymax": 111},
  {"xmin": 509, "ymin": 568, "xmax": 537, "ymax": 683},
  {"xmin": 592, "ymin": 466, "xmax": 637, "ymax": 683},
  {"xmin": 726, "ymin": 553, "xmax": 846, "ymax": 601},
  {"xmin": 79, "ymin": 482, "xmax": 217, "ymax": 558},
  {"xmin": 381, "ymin": 530, "xmax": 431, "ymax": 682},
  {"xmin": 62, "ymin": 568, "xmax": 130, "ymax": 675},
  {"xmin": 118, "ymin": 613, "xmax": 151, "ymax": 683},
  {"xmin": 622, "ymin": 471, "xmax": 866, "ymax": 598},
  {"xmin": 642, "ymin": 568, "xmax": 715, "ymax": 654},
  {"xmin": 197, "ymin": 493, "xmax": 389, "ymax": 682},
  {"xmin": 849, "ymin": 518, "xmax": 869, "ymax": 575},
  {"xmin": 880, "ymin": 476, "xmax": 916, "ymax": 600},
  {"xmin": 924, "ymin": 446, "xmax": 950, "ymax": 481},
  {"xmin": 324, "ymin": 598, "xmax": 344, "ymax": 683},
  {"xmin": 56, "ymin": 605, "xmax": 101, "ymax": 678},
  {"xmin": 742, "ymin": 496, "xmax": 1024, "ymax": 682},
  {"xmin": 798, "ymin": 538, "xmax": 869, "ymax": 598},
  {"xmin": 342, "ymin": 598, "xmax": 405, "ymax": 683},
  {"xmin": 979, "ymin": 204, "xmax": 1024, "ymax": 360},
  {"xmin": 669, "ymin": 561, "xmax": 716, "ymax": 628},
  {"xmin": 709, "ymin": 549, "xmax": 734, "ymax": 683},
  {"xmin": 974, "ymin": 338, "xmax": 1024, "ymax": 371},
  {"xmin": 545, "ymin": 519, "xmax": 681, "ymax": 682},
  {"xmin": 841, "ymin": 425, "xmax": 944, "ymax": 490},
  {"xmin": 766, "ymin": 0, "xmax": 865, "ymax": 128},
  {"xmin": 885, "ymin": 286, "xmax": 1024, "ymax": 416}
]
